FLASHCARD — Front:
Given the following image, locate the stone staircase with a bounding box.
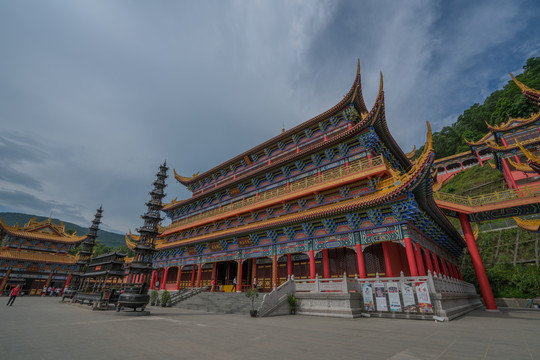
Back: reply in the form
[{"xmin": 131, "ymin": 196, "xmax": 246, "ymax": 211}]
[{"xmin": 174, "ymin": 291, "xmax": 264, "ymax": 315}]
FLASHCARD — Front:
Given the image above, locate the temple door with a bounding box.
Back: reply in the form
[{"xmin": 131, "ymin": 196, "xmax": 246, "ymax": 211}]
[
  {"xmin": 200, "ymin": 264, "xmax": 213, "ymax": 287},
  {"xmin": 256, "ymin": 259, "xmax": 273, "ymax": 291},
  {"xmin": 364, "ymin": 243, "xmax": 386, "ymax": 277},
  {"xmin": 165, "ymin": 267, "xmax": 179, "ymax": 290},
  {"xmin": 277, "ymin": 256, "xmax": 288, "ymax": 285}
]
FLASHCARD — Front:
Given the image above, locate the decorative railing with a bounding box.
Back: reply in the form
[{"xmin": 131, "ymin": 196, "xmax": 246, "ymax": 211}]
[
  {"xmin": 294, "ymin": 271, "xmax": 476, "ymax": 297},
  {"xmin": 161, "ymin": 155, "xmax": 387, "ymax": 232},
  {"xmin": 433, "ymin": 182, "xmax": 540, "ymax": 207},
  {"xmin": 293, "ymin": 271, "xmax": 477, "ymax": 317},
  {"xmin": 258, "ymin": 276, "xmax": 296, "ymax": 317}
]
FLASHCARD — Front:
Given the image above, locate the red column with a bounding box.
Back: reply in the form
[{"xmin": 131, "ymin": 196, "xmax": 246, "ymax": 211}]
[
  {"xmin": 196, "ymin": 264, "xmax": 202, "ymax": 288},
  {"xmin": 161, "ymin": 267, "xmax": 168, "ymax": 290},
  {"xmin": 414, "ymin": 244, "xmax": 426, "ymax": 276},
  {"xmin": 44, "ymin": 272, "xmax": 53, "ymax": 288},
  {"xmin": 237, "ymin": 260, "xmax": 243, "ymax": 292},
  {"xmin": 64, "ymin": 274, "xmax": 72, "ymax": 288},
  {"xmin": 355, "ymin": 244, "xmax": 366, "ymax": 278},
  {"xmin": 475, "ymin": 150, "xmax": 484, "ymax": 167},
  {"xmin": 449, "ymin": 263, "xmax": 456, "ymax": 278},
  {"xmin": 440, "ymin": 258, "xmax": 449, "ymax": 276},
  {"xmin": 404, "ymin": 238, "xmax": 418, "ymax": 277},
  {"xmin": 322, "ymin": 249, "xmax": 330, "ymax": 278},
  {"xmin": 190, "ymin": 266, "xmax": 196, "ymax": 288},
  {"xmin": 0, "ymin": 269, "xmax": 11, "ymax": 293},
  {"xmin": 287, "ymin": 254, "xmax": 292, "ymax": 277},
  {"xmin": 309, "ymin": 250, "xmax": 316, "ymax": 279},
  {"xmin": 457, "ymin": 266, "xmax": 463, "ymax": 280},
  {"xmin": 458, "ymin": 212, "xmax": 497, "ymax": 310},
  {"xmin": 381, "ymin": 242, "xmax": 393, "ymax": 277},
  {"xmin": 423, "ymin": 249, "xmax": 434, "ymax": 273},
  {"xmin": 501, "ymin": 138, "xmax": 521, "ymax": 164},
  {"xmin": 431, "ymin": 253, "xmax": 441, "ymax": 275},
  {"xmin": 272, "ymin": 255, "xmax": 278, "ymax": 287},
  {"xmin": 176, "ymin": 267, "xmax": 182, "ymax": 290},
  {"xmin": 150, "ymin": 270, "xmax": 156, "ymax": 289}
]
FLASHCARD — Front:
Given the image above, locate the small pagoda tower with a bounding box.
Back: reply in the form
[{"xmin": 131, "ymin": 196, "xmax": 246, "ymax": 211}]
[
  {"xmin": 74, "ymin": 207, "xmax": 103, "ymax": 281},
  {"xmin": 123, "ymin": 162, "xmax": 168, "ymax": 294}
]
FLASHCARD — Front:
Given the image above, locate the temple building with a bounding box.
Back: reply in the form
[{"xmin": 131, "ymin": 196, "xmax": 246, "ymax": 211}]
[
  {"xmin": 437, "ymin": 74, "xmax": 540, "ymax": 188},
  {"xmin": 0, "ymin": 217, "xmax": 85, "ymax": 295},
  {"xmin": 137, "ymin": 62, "xmax": 491, "ymax": 311}
]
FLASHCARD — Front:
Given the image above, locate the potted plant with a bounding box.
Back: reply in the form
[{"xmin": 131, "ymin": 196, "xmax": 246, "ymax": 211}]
[
  {"xmin": 150, "ymin": 290, "xmax": 158, "ymax": 306},
  {"xmin": 288, "ymin": 294, "xmax": 297, "ymax": 315},
  {"xmin": 245, "ymin": 287, "xmax": 259, "ymax": 317},
  {"xmin": 160, "ymin": 290, "xmax": 171, "ymax": 307}
]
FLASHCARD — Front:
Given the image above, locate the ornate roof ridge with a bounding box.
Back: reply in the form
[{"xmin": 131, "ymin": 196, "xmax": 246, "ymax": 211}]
[
  {"xmin": 433, "ymin": 150, "xmax": 473, "ymax": 163},
  {"xmin": 163, "ymin": 106, "xmax": 373, "ymax": 211},
  {"xmin": 0, "ymin": 248, "xmax": 77, "ymax": 264},
  {"xmin": 175, "ymin": 61, "xmax": 369, "ymax": 187},
  {"xmin": 513, "ymin": 216, "xmax": 540, "ymax": 233},
  {"xmin": 484, "ymin": 136, "xmax": 540, "ymax": 152},
  {"xmin": 510, "ymin": 73, "xmax": 540, "ymax": 103},
  {"xmin": 0, "ymin": 218, "xmax": 87, "ymax": 243},
  {"xmin": 506, "ymin": 157, "xmax": 534, "ymax": 172},
  {"xmin": 486, "ymin": 112, "xmax": 540, "ymax": 132}
]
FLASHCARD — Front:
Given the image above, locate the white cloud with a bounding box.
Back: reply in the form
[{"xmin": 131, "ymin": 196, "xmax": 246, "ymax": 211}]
[{"xmin": 0, "ymin": 0, "xmax": 539, "ymax": 232}]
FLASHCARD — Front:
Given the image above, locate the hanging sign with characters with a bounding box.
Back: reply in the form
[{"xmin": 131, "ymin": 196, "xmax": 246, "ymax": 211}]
[
  {"xmin": 401, "ymin": 282, "xmax": 417, "ymax": 312},
  {"xmin": 386, "ymin": 282, "xmax": 402, "ymax": 312},
  {"xmin": 374, "ymin": 282, "xmax": 388, "ymax": 311},
  {"xmin": 362, "ymin": 283, "xmax": 375, "ymax": 311},
  {"xmin": 415, "ymin": 282, "xmax": 433, "ymax": 313}
]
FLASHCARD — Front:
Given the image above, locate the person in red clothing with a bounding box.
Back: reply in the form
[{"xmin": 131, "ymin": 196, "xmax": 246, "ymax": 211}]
[{"xmin": 6, "ymin": 285, "xmax": 21, "ymax": 306}]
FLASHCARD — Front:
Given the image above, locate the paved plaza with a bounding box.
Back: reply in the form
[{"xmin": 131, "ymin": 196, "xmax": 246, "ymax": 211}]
[{"xmin": 0, "ymin": 297, "xmax": 539, "ymax": 360}]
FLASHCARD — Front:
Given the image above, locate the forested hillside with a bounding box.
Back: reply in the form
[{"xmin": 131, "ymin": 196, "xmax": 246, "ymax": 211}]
[{"xmin": 432, "ymin": 57, "xmax": 540, "ymax": 159}]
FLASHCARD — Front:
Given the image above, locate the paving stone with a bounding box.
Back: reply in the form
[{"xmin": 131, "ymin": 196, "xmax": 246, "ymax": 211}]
[{"xmin": 1, "ymin": 297, "xmax": 539, "ymax": 360}]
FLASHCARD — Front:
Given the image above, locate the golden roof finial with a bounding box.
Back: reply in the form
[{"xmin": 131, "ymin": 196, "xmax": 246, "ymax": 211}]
[
  {"xmin": 515, "ymin": 138, "xmax": 540, "ymax": 162},
  {"xmin": 356, "ymin": 58, "xmax": 361, "ymax": 79},
  {"xmin": 379, "ymin": 71, "xmax": 384, "ymax": 93},
  {"xmin": 425, "ymin": 121, "xmax": 433, "ymax": 152},
  {"xmin": 173, "ymin": 168, "xmax": 199, "ymax": 183},
  {"xmin": 405, "ymin": 145, "xmax": 417, "ymax": 160},
  {"xmin": 509, "ymin": 73, "xmax": 527, "ymax": 92}
]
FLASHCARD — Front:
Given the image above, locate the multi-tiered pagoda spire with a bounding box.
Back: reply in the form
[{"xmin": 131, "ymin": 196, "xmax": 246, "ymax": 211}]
[
  {"xmin": 129, "ymin": 162, "xmax": 168, "ymax": 287},
  {"xmin": 63, "ymin": 206, "xmax": 102, "ymax": 297},
  {"xmin": 76, "ymin": 206, "xmax": 103, "ymax": 275}
]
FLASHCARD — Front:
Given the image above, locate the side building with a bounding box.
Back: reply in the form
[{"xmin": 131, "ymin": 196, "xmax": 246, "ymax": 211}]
[
  {"xmin": 141, "ymin": 64, "xmax": 475, "ymax": 301},
  {"xmin": 436, "ymin": 73, "xmax": 540, "ymax": 187},
  {"xmin": 0, "ymin": 217, "xmax": 85, "ymax": 295}
]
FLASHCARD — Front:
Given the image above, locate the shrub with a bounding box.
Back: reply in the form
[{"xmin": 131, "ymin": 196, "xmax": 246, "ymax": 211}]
[
  {"xmin": 150, "ymin": 290, "xmax": 159, "ymax": 305},
  {"xmin": 160, "ymin": 290, "xmax": 171, "ymax": 307}
]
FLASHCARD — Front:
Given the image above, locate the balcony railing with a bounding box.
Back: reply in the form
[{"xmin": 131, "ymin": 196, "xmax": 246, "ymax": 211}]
[
  {"xmin": 433, "ymin": 182, "xmax": 540, "ymax": 207},
  {"xmin": 161, "ymin": 155, "xmax": 387, "ymax": 232}
]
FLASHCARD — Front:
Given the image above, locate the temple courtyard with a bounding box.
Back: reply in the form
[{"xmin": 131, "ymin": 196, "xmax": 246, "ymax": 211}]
[{"xmin": 0, "ymin": 297, "xmax": 539, "ymax": 360}]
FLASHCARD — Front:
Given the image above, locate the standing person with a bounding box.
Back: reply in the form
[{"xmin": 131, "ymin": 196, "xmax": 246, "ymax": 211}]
[
  {"xmin": 210, "ymin": 279, "xmax": 215, "ymax": 292},
  {"xmin": 253, "ymin": 277, "xmax": 258, "ymax": 289},
  {"xmin": 42, "ymin": 285, "xmax": 47, "ymax": 296},
  {"xmin": 6, "ymin": 285, "xmax": 21, "ymax": 306},
  {"xmin": 47, "ymin": 286, "xmax": 52, "ymax": 296},
  {"xmin": 231, "ymin": 277, "xmax": 237, "ymax": 292}
]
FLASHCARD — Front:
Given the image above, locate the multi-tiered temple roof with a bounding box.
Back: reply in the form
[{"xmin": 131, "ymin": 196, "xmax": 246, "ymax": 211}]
[{"xmin": 153, "ymin": 64, "xmax": 465, "ymax": 271}]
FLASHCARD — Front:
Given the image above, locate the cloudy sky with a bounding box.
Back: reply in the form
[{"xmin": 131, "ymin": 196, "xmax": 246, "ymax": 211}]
[{"xmin": 1, "ymin": 0, "xmax": 539, "ymax": 234}]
